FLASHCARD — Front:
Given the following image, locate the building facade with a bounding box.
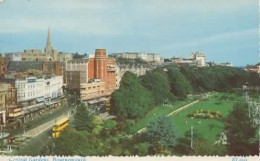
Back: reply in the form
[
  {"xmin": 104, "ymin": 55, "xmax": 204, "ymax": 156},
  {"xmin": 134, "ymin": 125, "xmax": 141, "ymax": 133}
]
[
  {"xmin": 0, "ymin": 81, "xmax": 22, "ymax": 122},
  {"xmin": 168, "ymin": 52, "xmax": 206, "ymax": 67},
  {"xmin": 189, "ymin": 52, "xmax": 206, "ymax": 67},
  {"xmin": 80, "ymin": 79, "xmax": 106, "ymax": 101},
  {"xmin": 6, "ymin": 52, "xmax": 22, "ymax": 61},
  {"xmin": 110, "ymin": 52, "xmax": 161, "ymax": 63},
  {"xmin": 15, "ymin": 76, "xmax": 63, "ymax": 106},
  {"xmin": 66, "ymin": 49, "xmax": 117, "ymax": 101},
  {"xmin": 66, "ymin": 59, "xmax": 89, "ymax": 92},
  {"xmin": 0, "ymin": 54, "xmax": 8, "ymax": 77},
  {"xmin": 0, "ymin": 83, "xmax": 8, "ymax": 125}
]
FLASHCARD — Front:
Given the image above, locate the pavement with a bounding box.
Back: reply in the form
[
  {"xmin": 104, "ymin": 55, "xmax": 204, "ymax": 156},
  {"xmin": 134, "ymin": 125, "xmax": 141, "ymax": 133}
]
[{"xmin": 22, "ymin": 115, "xmax": 66, "ymax": 138}]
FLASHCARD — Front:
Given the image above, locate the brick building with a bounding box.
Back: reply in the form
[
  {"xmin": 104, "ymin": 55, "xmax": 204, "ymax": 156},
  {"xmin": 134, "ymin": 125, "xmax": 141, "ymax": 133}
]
[
  {"xmin": 66, "ymin": 49, "xmax": 117, "ymax": 100},
  {"xmin": 0, "ymin": 54, "xmax": 8, "ymax": 77},
  {"xmin": 0, "ymin": 81, "xmax": 22, "ymax": 123}
]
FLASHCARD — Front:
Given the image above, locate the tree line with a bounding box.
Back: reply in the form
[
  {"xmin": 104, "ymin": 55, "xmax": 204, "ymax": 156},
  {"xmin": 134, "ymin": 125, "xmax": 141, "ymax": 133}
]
[{"xmin": 111, "ymin": 65, "xmax": 260, "ymax": 119}]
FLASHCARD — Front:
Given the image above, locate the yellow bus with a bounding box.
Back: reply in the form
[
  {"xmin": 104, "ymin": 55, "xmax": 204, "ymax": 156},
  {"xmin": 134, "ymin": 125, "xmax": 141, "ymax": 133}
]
[{"xmin": 52, "ymin": 117, "xmax": 70, "ymax": 138}]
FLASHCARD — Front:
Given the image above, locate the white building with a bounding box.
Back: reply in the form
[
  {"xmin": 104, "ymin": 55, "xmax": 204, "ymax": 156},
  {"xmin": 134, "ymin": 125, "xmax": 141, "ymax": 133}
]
[
  {"xmin": 169, "ymin": 52, "xmax": 206, "ymax": 67},
  {"xmin": 44, "ymin": 76, "xmax": 63, "ymax": 101},
  {"xmin": 147, "ymin": 53, "xmax": 161, "ymax": 63},
  {"xmin": 219, "ymin": 62, "xmax": 233, "ymax": 67},
  {"xmin": 189, "ymin": 52, "xmax": 206, "ymax": 67},
  {"xmin": 6, "ymin": 52, "xmax": 23, "ymax": 61},
  {"xmin": 15, "ymin": 76, "xmax": 63, "ymax": 106},
  {"xmin": 110, "ymin": 52, "xmax": 161, "ymax": 63}
]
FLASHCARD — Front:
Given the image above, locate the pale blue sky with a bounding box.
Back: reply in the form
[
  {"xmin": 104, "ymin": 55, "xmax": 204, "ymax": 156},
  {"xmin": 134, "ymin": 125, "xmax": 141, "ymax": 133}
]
[{"xmin": 0, "ymin": 0, "xmax": 258, "ymax": 66}]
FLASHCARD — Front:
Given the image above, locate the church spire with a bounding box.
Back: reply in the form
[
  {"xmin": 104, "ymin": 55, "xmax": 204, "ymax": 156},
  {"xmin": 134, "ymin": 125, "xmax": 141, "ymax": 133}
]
[
  {"xmin": 45, "ymin": 28, "xmax": 53, "ymax": 54},
  {"xmin": 47, "ymin": 28, "xmax": 52, "ymax": 47}
]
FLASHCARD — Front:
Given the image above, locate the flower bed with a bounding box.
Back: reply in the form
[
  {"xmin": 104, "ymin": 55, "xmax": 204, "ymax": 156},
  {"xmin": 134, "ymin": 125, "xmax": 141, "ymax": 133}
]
[{"xmin": 187, "ymin": 109, "xmax": 222, "ymax": 119}]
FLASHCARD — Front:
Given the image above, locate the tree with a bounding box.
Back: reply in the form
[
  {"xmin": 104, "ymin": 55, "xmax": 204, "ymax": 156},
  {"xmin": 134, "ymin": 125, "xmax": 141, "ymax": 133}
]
[
  {"xmin": 141, "ymin": 67, "xmax": 174, "ymax": 104},
  {"xmin": 111, "ymin": 72, "xmax": 153, "ymax": 119},
  {"xmin": 167, "ymin": 67, "xmax": 193, "ymax": 98},
  {"xmin": 133, "ymin": 143, "xmax": 150, "ymax": 156},
  {"xmin": 226, "ymin": 102, "xmax": 258, "ymax": 156},
  {"xmin": 175, "ymin": 129, "xmax": 203, "ymax": 155},
  {"xmin": 74, "ymin": 103, "xmax": 93, "ymax": 131},
  {"xmin": 92, "ymin": 116, "xmax": 104, "ymax": 135},
  {"xmin": 146, "ymin": 116, "xmax": 178, "ymax": 148},
  {"xmin": 67, "ymin": 93, "xmax": 80, "ymax": 106},
  {"xmin": 54, "ymin": 128, "xmax": 89, "ymax": 156},
  {"xmin": 192, "ymin": 139, "xmax": 227, "ymax": 156}
]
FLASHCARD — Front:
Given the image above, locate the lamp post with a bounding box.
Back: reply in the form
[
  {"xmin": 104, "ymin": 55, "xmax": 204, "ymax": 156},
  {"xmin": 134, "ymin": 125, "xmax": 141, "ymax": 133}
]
[{"xmin": 191, "ymin": 125, "xmax": 193, "ymax": 150}]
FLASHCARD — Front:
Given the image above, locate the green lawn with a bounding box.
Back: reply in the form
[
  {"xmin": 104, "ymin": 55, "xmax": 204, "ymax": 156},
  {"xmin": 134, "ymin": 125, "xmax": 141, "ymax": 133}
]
[
  {"xmin": 129, "ymin": 98, "xmax": 196, "ymax": 134},
  {"xmin": 170, "ymin": 93, "xmax": 238, "ymax": 143}
]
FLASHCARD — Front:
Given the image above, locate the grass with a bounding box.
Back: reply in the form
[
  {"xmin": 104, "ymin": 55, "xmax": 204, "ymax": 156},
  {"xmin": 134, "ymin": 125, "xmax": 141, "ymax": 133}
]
[
  {"xmin": 129, "ymin": 98, "xmax": 196, "ymax": 134},
  {"xmin": 170, "ymin": 93, "xmax": 238, "ymax": 143}
]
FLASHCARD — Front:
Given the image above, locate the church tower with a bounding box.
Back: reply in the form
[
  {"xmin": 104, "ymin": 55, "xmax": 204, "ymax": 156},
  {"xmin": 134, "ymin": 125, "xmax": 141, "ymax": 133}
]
[
  {"xmin": 44, "ymin": 28, "xmax": 57, "ymax": 61},
  {"xmin": 45, "ymin": 28, "xmax": 53, "ymax": 54}
]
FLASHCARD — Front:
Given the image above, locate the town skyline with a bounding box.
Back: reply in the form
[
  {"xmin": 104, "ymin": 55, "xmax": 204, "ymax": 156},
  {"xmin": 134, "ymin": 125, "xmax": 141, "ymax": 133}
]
[{"xmin": 0, "ymin": 0, "xmax": 258, "ymax": 66}]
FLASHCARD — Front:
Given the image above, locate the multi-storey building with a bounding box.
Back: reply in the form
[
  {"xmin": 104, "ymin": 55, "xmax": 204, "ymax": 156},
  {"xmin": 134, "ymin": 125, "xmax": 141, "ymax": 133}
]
[
  {"xmin": 168, "ymin": 52, "xmax": 206, "ymax": 67},
  {"xmin": 189, "ymin": 52, "xmax": 206, "ymax": 67},
  {"xmin": 44, "ymin": 76, "xmax": 63, "ymax": 101},
  {"xmin": 110, "ymin": 52, "xmax": 161, "ymax": 63},
  {"xmin": 66, "ymin": 49, "xmax": 117, "ymax": 101},
  {"xmin": 6, "ymin": 52, "xmax": 22, "ymax": 61},
  {"xmin": 80, "ymin": 79, "xmax": 106, "ymax": 101},
  {"xmin": 15, "ymin": 76, "xmax": 63, "ymax": 106},
  {"xmin": 66, "ymin": 59, "xmax": 88, "ymax": 92},
  {"xmin": 0, "ymin": 54, "xmax": 8, "ymax": 77},
  {"xmin": 8, "ymin": 61, "xmax": 62, "ymax": 76},
  {"xmin": 0, "ymin": 83, "xmax": 8, "ymax": 125},
  {"xmin": 0, "ymin": 80, "xmax": 22, "ymax": 122}
]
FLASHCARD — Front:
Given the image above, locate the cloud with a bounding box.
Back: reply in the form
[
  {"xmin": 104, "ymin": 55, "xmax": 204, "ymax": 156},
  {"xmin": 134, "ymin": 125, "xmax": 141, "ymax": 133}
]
[
  {"xmin": 0, "ymin": 0, "xmax": 257, "ymax": 34},
  {"xmin": 166, "ymin": 28, "xmax": 258, "ymax": 49}
]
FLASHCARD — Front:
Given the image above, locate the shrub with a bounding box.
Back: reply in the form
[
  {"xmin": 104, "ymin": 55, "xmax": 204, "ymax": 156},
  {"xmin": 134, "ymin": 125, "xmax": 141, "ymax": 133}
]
[{"xmin": 104, "ymin": 120, "xmax": 117, "ymax": 130}]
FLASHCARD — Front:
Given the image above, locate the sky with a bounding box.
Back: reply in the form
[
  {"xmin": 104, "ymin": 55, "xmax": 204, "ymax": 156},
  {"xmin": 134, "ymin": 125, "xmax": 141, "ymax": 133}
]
[{"xmin": 0, "ymin": 0, "xmax": 259, "ymax": 66}]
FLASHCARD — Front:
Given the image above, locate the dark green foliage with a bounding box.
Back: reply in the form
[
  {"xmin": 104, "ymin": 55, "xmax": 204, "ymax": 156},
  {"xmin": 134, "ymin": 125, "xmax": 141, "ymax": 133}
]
[
  {"xmin": 104, "ymin": 120, "xmax": 117, "ymax": 130},
  {"xmin": 226, "ymin": 102, "xmax": 258, "ymax": 156},
  {"xmin": 192, "ymin": 139, "xmax": 227, "ymax": 156},
  {"xmin": 74, "ymin": 103, "xmax": 93, "ymax": 131},
  {"xmin": 141, "ymin": 67, "xmax": 174, "ymax": 104},
  {"xmin": 167, "ymin": 67, "xmax": 193, "ymax": 98},
  {"xmin": 54, "ymin": 128, "xmax": 90, "ymax": 156},
  {"xmin": 179, "ymin": 66, "xmax": 254, "ymax": 92},
  {"xmin": 67, "ymin": 94, "xmax": 80, "ymax": 106},
  {"xmin": 111, "ymin": 72, "xmax": 153, "ymax": 119},
  {"xmin": 133, "ymin": 143, "xmax": 150, "ymax": 156},
  {"xmin": 146, "ymin": 116, "xmax": 178, "ymax": 148},
  {"xmin": 175, "ymin": 129, "xmax": 203, "ymax": 155},
  {"xmin": 248, "ymin": 72, "xmax": 260, "ymax": 87}
]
